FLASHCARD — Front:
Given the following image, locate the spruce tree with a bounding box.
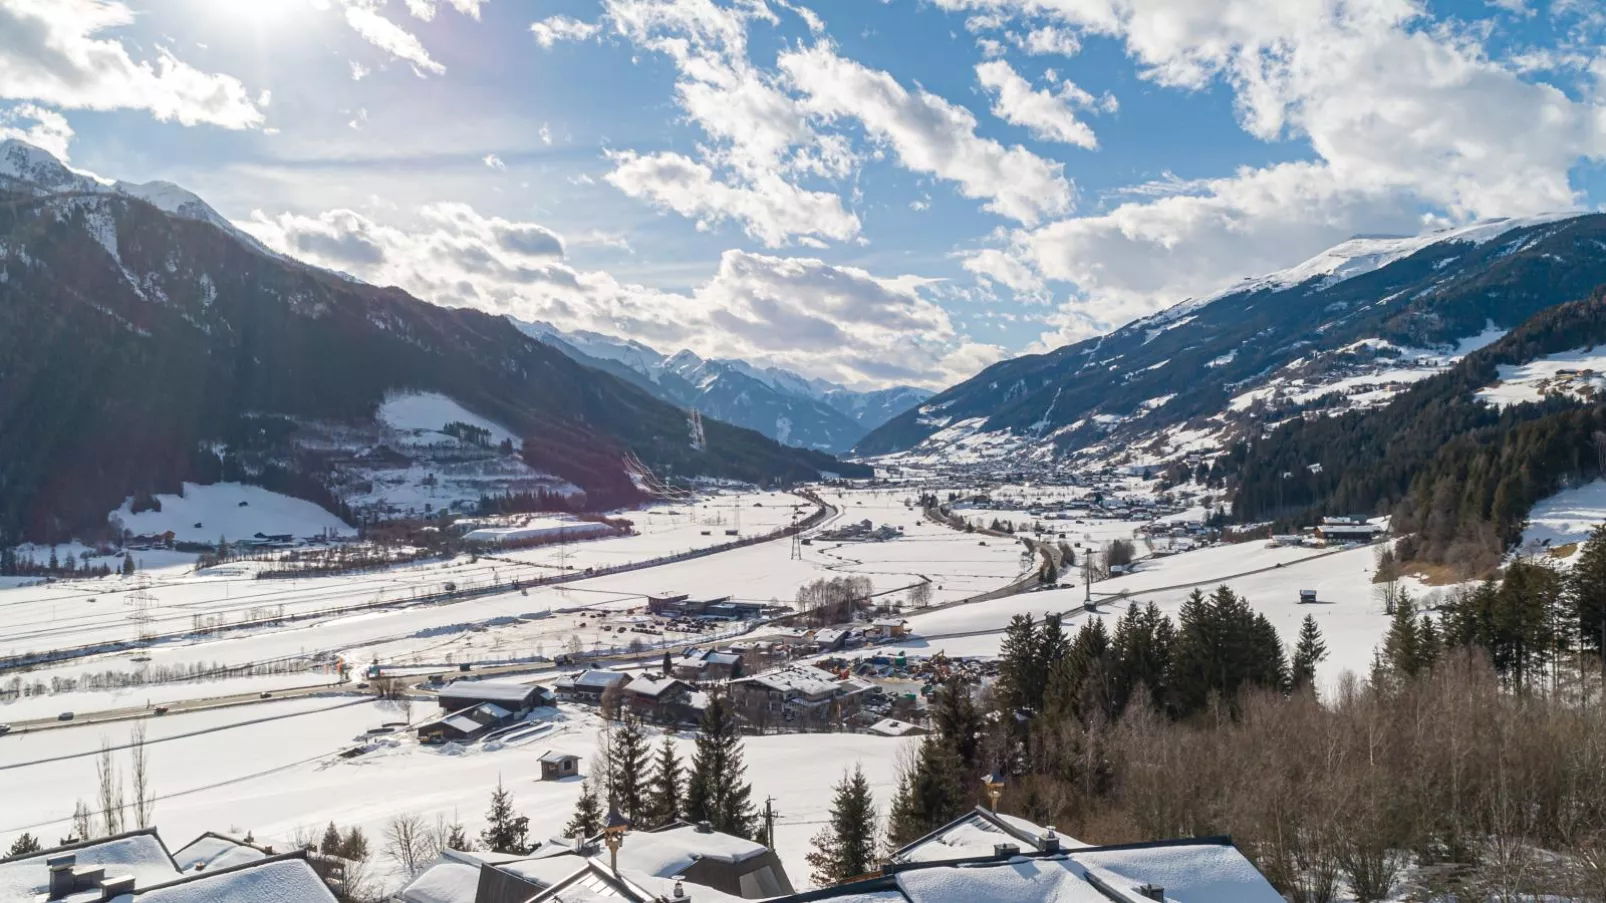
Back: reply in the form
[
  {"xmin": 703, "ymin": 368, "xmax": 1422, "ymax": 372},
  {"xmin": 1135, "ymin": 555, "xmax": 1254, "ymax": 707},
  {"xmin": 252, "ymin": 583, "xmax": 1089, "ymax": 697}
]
[
  {"xmin": 320, "ymin": 822, "xmax": 342, "ymax": 855},
  {"xmin": 805, "ymin": 766, "xmax": 879, "ymax": 887},
  {"xmin": 6, "ymin": 832, "xmax": 42, "ymax": 856},
  {"xmin": 1382, "ymin": 592, "xmax": 1422, "ymax": 677},
  {"xmin": 1569, "ymin": 524, "xmax": 1606, "ymax": 661},
  {"xmin": 121, "ymin": 555, "xmax": 135, "ymax": 577},
  {"xmin": 996, "ymin": 614, "xmax": 1039, "ymax": 712},
  {"xmin": 684, "ymin": 693, "xmax": 758, "ymax": 838},
  {"xmin": 644, "ymin": 736, "xmax": 684, "ymax": 828},
  {"xmin": 565, "ymin": 772, "xmax": 605, "ymax": 839},
  {"xmin": 1291, "ymin": 614, "xmax": 1328, "ymax": 690},
  {"xmin": 339, "ymin": 827, "xmax": 369, "ymax": 861},
  {"xmin": 930, "ymin": 679, "xmax": 983, "ymax": 774},
  {"xmin": 480, "ymin": 778, "xmax": 531, "ymax": 853},
  {"xmin": 608, "ymin": 715, "xmax": 652, "ymax": 826},
  {"xmin": 886, "ymin": 736, "xmax": 965, "ymax": 846},
  {"xmin": 1417, "ymin": 614, "xmax": 1442, "ymax": 672}
]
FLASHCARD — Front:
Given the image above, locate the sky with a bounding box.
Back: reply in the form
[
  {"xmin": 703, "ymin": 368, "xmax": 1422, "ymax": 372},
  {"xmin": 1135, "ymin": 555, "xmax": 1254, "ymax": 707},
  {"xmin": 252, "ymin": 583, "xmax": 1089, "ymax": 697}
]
[{"xmin": 2, "ymin": 0, "xmax": 1606, "ymax": 391}]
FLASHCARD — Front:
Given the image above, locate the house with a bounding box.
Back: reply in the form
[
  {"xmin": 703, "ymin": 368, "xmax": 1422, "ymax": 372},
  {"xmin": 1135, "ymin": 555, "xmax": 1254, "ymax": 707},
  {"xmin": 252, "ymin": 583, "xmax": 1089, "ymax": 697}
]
[
  {"xmin": 539, "ymin": 751, "xmax": 581, "ymax": 780},
  {"xmin": 400, "ymin": 822, "xmax": 792, "ymax": 903},
  {"xmin": 1314, "ymin": 518, "xmax": 1384, "ymax": 545},
  {"xmin": 865, "ymin": 718, "xmax": 926, "ymax": 737},
  {"xmin": 0, "ymin": 829, "xmax": 334, "ymax": 903},
  {"xmin": 812, "ymin": 628, "xmax": 848, "ymax": 652},
  {"xmin": 727, "ymin": 667, "xmax": 870, "ymax": 729},
  {"xmin": 673, "ymin": 649, "xmax": 744, "ymax": 682},
  {"xmin": 553, "ymin": 669, "xmax": 632, "ymax": 705},
  {"xmin": 418, "ymin": 702, "xmax": 516, "ymax": 743},
  {"xmin": 619, "ymin": 674, "xmax": 698, "ymax": 723},
  {"xmin": 436, "ymin": 679, "xmax": 552, "ymax": 714},
  {"xmin": 870, "ymin": 618, "xmax": 911, "ymax": 640}
]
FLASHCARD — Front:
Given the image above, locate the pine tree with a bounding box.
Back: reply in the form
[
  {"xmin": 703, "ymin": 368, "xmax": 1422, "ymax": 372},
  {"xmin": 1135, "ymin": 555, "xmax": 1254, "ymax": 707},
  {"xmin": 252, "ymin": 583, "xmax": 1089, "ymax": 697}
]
[
  {"xmin": 320, "ymin": 822, "xmax": 342, "ymax": 855},
  {"xmin": 644, "ymin": 737, "xmax": 684, "ymax": 828},
  {"xmin": 608, "ymin": 715, "xmax": 652, "ymax": 826},
  {"xmin": 480, "ymin": 778, "xmax": 531, "ymax": 853},
  {"xmin": 886, "ymin": 736, "xmax": 965, "ymax": 847},
  {"xmin": 929, "ymin": 679, "xmax": 983, "ymax": 774},
  {"xmin": 1417, "ymin": 614, "xmax": 1442, "ymax": 671},
  {"xmin": 6, "ymin": 832, "xmax": 42, "ymax": 856},
  {"xmin": 805, "ymin": 766, "xmax": 879, "ymax": 887},
  {"xmin": 1291, "ymin": 614, "xmax": 1328, "ymax": 690},
  {"xmin": 1383, "ymin": 592, "xmax": 1422, "ymax": 678},
  {"xmin": 684, "ymin": 693, "xmax": 758, "ymax": 838},
  {"xmin": 338, "ymin": 826, "xmax": 369, "ymax": 861},
  {"xmin": 121, "ymin": 555, "xmax": 135, "ymax": 577},
  {"xmin": 446, "ymin": 822, "xmax": 472, "ymax": 852},
  {"xmin": 996, "ymin": 614, "xmax": 1039, "ymax": 712},
  {"xmin": 1570, "ymin": 524, "xmax": 1606, "ymax": 661},
  {"xmin": 662, "ymin": 650, "xmax": 674, "ymax": 676},
  {"xmin": 565, "ymin": 772, "xmax": 605, "ymax": 839}
]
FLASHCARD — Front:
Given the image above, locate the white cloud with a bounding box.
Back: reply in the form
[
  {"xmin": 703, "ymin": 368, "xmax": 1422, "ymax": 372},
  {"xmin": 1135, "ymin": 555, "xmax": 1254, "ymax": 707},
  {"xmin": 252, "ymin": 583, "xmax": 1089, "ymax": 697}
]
[
  {"xmin": 349, "ymin": 60, "xmax": 369, "ymax": 80},
  {"xmin": 779, "ymin": 44, "xmax": 1073, "ymax": 225},
  {"xmin": 604, "ymin": 149, "xmax": 860, "ymax": 248},
  {"xmin": 530, "ymin": 15, "xmax": 601, "ymax": 48},
  {"xmin": 483, "ymin": 153, "xmax": 505, "ymax": 171},
  {"xmin": 403, "ymin": 0, "xmax": 485, "ymax": 21},
  {"xmin": 343, "ymin": 4, "xmax": 446, "ymax": 76},
  {"xmin": 975, "ymin": 59, "xmax": 1099, "ymax": 149},
  {"xmin": 0, "ymin": 103, "xmax": 73, "ymax": 160},
  {"xmin": 0, "ymin": 0, "xmax": 264, "ymax": 129},
  {"xmin": 538, "ymin": 124, "xmax": 552, "ymax": 145},
  {"xmin": 929, "ymin": 0, "xmax": 1606, "ymax": 343},
  {"xmin": 239, "ymin": 203, "xmax": 993, "ymax": 387}
]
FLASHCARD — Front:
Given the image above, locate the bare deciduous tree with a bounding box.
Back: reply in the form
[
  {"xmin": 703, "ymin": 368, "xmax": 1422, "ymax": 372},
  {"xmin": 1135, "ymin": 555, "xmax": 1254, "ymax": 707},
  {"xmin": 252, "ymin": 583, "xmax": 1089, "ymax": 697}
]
[
  {"xmin": 130, "ymin": 723, "xmax": 155, "ymax": 829},
  {"xmin": 95, "ymin": 738, "xmax": 124, "ymax": 837},
  {"xmin": 383, "ymin": 812, "xmax": 430, "ymax": 877}
]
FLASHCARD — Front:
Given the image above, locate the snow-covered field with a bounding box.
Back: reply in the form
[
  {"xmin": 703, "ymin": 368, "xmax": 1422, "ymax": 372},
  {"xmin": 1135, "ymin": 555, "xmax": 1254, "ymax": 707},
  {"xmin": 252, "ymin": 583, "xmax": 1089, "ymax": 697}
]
[
  {"xmin": 1477, "ymin": 346, "xmax": 1606, "ymax": 408},
  {"xmin": 1519, "ymin": 478, "xmax": 1606, "ymax": 550},
  {"xmin": 111, "ymin": 482, "xmax": 356, "ymax": 544}
]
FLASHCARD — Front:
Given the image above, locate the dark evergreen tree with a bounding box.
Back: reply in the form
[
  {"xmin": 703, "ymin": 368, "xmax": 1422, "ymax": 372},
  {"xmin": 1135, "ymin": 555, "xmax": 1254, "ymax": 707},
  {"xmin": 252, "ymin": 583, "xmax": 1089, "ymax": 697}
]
[
  {"xmin": 480, "ymin": 778, "xmax": 531, "ymax": 853},
  {"xmin": 6, "ymin": 832, "xmax": 42, "ymax": 856},
  {"xmin": 1570, "ymin": 524, "xmax": 1606, "ymax": 663},
  {"xmin": 684, "ymin": 693, "xmax": 758, "ymax": 838},
  {"xmin": 886, "ymin": 736, "xmax": 966, "ymax": 847},
  {"xmin": 644, "ymin": 736, "xmax": 684, "ymax": 828},
  {"xmin": 320, "ymin": 822, "xmax": 342, "ymax": 855},
  {"xmin": 565, "ymin": 772, "xmax": 604, "ymax": 839},
  {"xmin": 930, "ymin": 679, "xmax": 984, "ymax": 774},
  {"xmin": 1291, "ymin": 614, "xmax": 1328, "ymax": 690},
  {"xmin": 996, "ymin": 614, "xmax": 1039, "ymax": 713},
  {"xmin": 1382, "ymin": 592, "xmax": 1423, "ymax": 678},
  {"xmin": 338, "ymin": 827, "xmax": 369, "ymax": 861},
  {"xmin": 121, "ymin": 554, "xmax": 135, "ymax": 576},
  {"xmin": 805, "ymin": 766, "xmax": 879, "ymax": 887},
  {"xmin": 608, "ymin": 715, "xmax": 652, "ymax": 826}
]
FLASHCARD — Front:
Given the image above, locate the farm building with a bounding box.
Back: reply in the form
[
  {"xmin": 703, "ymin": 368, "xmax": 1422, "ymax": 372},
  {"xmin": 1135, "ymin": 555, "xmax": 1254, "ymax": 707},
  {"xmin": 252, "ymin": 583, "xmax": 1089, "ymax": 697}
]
[
  {"xmin": 539, "ymin": 751, "xmax": 581, "ymax": 781},
  {"xmin": 619, "ymin": 675, "xmax": 699, "ymax": 723},
  {"xmin": 436, "ymin": 679, "xmax": 552, "ymax": 714},
  {"xmin": 417, "ymin": 703, "xmax": 517, "ymax": 743},
  {"xmin": 672, "ymin": 649, "xmax": 744, "ymax": 682},
  {"xmin": 553, "ymin": 669, "xmax": 632, "ymax": 705}
]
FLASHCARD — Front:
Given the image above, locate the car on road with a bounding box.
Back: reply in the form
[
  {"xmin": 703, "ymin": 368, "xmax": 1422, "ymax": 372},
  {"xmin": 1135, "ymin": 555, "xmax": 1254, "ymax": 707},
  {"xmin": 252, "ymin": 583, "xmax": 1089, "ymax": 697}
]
[
  {"xmin": 57, "ymin": 712, "xmax": 74, "ymax": 721},
  {"xmin": 0, "ymin": 724, "xmax": 11, "ymax": 735},
  {"xmin": 153, "ymin": 706, "xmax": 170, "ymax": 715},
  {"xmin": 259, "ymin": 692, "xmax": 273, "ymax": 699},
  {"xmin": 356, "ymin": 682, "xmax": 370, "ymax": 690}
]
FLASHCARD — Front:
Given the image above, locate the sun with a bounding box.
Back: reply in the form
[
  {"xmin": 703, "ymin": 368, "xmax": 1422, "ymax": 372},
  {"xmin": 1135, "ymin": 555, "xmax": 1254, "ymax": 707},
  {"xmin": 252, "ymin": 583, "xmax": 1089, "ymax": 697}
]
[{"xmin": 209, "ymin": 0, "xmax": 308, "ymax": 29}]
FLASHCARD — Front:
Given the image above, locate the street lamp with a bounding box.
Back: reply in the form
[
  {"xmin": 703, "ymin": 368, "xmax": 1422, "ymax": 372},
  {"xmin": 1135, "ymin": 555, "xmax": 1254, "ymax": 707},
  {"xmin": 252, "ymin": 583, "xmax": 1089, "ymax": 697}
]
[
  {"xmin": 603, "ymin": 807, "xmax": 630, "ymax": 872},
  {"xmin": 983, "ymin": 771, "xmax": 1006, "ymax": 813}
]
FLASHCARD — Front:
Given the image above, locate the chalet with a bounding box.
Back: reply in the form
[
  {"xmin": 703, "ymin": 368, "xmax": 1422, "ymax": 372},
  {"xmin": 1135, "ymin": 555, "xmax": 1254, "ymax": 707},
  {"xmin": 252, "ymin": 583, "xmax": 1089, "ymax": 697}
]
[
  {"xmin": 619, "ymin": 674, "xmax": 698, "ymax": 723},
  {"xmin": 865, "ymin": 718, "xmax": 926, "ymax": 738},
  {"xmin": 869, "ymin": 618, "xmax": 910, "ymax": 640},
  {"xmin": 417, "ymin": 702, "xmax": 514, "ymax": 743},
  {"xmin": 673, "ymin": 649, "xmax": 744, "ymax": 682},
  {"xmin": 0, "ymin": 829, "xmax": 334, "ymax": 903},
  {"xmin": 538, "ymin": 751, "xmax": 581, "ymax": 780},
  {"xmin": 553, "ymin": 669, "xmax": 632, "ymax": 705},
  {"xmin": 1314, "ymin": 518, "xmax": 1384, "ymax": 545},
  {"xmin": 436, "ymin": 679, "xmax": 552, "ymax": 714},
  {"xmin": 727, "ymin": 666, "xmax": 871, "ymax": 729}
]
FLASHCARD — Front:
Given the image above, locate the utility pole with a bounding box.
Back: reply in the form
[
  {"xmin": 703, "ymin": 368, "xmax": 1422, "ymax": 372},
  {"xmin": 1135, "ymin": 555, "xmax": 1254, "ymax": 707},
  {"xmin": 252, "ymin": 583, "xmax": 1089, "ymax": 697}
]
[
  {"xmin": 761, "ymin": 797, "xmax": 779, "ymax": 850},
  {"xmin": 790, "ymin": 510, "xmax": 802, "ymax": 560}
]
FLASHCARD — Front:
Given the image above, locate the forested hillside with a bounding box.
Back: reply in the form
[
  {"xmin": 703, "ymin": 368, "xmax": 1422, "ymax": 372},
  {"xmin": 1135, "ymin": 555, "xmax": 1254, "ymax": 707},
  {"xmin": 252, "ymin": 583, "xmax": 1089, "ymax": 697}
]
[
  {"xmin": 0, "ymin": 167, "xmax": 863, "ymax": 543},
  {"xmin": 1230, "ymin": 290, "xmax": 1606, "ymax": 569}
]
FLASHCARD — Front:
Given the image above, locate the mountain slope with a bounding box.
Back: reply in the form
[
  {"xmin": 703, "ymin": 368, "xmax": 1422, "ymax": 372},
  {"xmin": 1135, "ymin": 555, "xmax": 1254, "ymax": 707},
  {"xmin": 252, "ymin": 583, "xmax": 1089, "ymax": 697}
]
[
  {"xmin": 858, "ymin": 213, "xmax": 1605, "ymax": 462},
  {"xmin": 512, "ymin": 320, "xmax": 931, "ymax": 452},
  {"xmin": 0, "ymin": 140, "xmax": 863, "ymax": 542}
]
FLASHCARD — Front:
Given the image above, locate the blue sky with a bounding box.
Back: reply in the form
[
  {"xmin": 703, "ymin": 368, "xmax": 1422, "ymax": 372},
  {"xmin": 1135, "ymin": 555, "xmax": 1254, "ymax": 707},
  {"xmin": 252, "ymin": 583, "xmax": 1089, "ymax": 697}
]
[{"xmin": 2, "ymin": 0, "xmax": 1605, "ymax": 389}]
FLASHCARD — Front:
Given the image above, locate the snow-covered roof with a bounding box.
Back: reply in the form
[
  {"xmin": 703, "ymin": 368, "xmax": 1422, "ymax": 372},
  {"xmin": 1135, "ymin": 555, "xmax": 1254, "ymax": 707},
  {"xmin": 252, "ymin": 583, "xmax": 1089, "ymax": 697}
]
[
  {"xmin": 892, "ymin": 808, "xmax": 1077, "ymax": 864},
  {"xmin": 474, "ymin": 702, "xmax": 512, "ymax": 720},
  {"xmin": 559, "ymin": 670, "xmax": 632, "ymax": 690},
  {"xmin": 865, "ymin": 718, "xmax": 924, "ymax": 737},
  {"xmin": 734, "ymin": 666, "xmax": 841, "ymax": 698},
  {"xmin": 620, "ymin": 823, "xmax": 770, "ymax": 876},
  {"xmin": 170, "ymin": 834, "xmax": 266, "ymax": 874},
  {"xmin": 0, "ymin": 832, "xmax": 180, "ymax": 900},
  {"xmin": 621, "ymin": 675, "xmax": 687, "ymax": 698},
  {"xmin": 119, "ymin": 856, "xmax": 336, "ymax": 902},
  {"xmin": 442, "ymin": 714, "xmax": 482, "ymax": 734},
  {"xmin": 1072, "ymin": 839, "xmax": 1285, "ymax": 903},
  {"xmin": 398, "ymin": 858, "xmax": 479, "ymax": 903},
  {"xmin": 438, "ymin": 679, "xmax": 547, "ymax": 705},
  {"xmin": 539, "ymin": 750, "xmax": 580, "ymax": 764},
  {"xmin": 896, "ymin": 855, "xmax": 1112, "ymax": 903}
]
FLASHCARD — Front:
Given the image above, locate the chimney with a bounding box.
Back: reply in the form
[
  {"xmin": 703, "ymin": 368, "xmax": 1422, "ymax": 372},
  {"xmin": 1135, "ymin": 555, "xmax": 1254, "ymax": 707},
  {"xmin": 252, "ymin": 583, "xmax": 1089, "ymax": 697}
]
[
  {"xmin": 992, "ymin": 843, "xmax": 1020, "ymax": 859},
  {"xmin": 670, "ymin": 875, "xmax": 689, "ymax": 900},
  {"xmin": 99, "ymin": 875, "xmax": 137, "ymax": 901},
  {"xmin": 1039, "ymin": 826, "xmax": 1061, "ymax": 853},
  {"xmin": 695, "ymin": 821, "xmax": 713, "ymax": 834},
  {"xmin": 46, "ymin": 854, "xmax": 76, "ymax": 899},
  {"xmin": 73, "ymin": 866, "xmax": 106, "ymax": 891},
  {"xmin": 1138, "ymin": 883, "xmax": 1166, "ymax": 901}
]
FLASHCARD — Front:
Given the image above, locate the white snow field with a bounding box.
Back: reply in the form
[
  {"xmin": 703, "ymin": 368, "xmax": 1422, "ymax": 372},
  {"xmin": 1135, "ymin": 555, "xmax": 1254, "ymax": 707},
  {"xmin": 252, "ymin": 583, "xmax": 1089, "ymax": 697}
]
[
  {"xmin": 377, "ymin": 391, "xmax": 522, "ymax": 448},
  {"xmin": 1477, "ymin": 347, "xmax": 1606, "ymax": 409},
  {"xmin": 1520, "ymin": 478, "xmax": 1606, "ymax": 549},
  {"xmin": 111, "ymin": 482, "xmax": 357, "ymax": 544}
]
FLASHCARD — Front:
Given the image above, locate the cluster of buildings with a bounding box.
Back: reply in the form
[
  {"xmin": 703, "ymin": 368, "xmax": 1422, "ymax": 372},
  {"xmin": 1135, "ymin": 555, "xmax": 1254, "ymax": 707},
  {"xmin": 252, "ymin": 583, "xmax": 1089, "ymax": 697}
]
[
  {"xmin": 1265, "ymin": 516, "xmax": 1386, "ymax": 549},
  {"xmin": 645, "ymin": 594, "xmax": 774, "ymax": 622},
  {"xmin": 416, "ymin": 679, "xmax": 555, "ymax": 744},
  {"xmin": 815, "ymin": 520, "xmax": 902, "ymax": 542},
  {"xmin": 0, "ymin": 829, "xmax": 336, "ymax": 903}
]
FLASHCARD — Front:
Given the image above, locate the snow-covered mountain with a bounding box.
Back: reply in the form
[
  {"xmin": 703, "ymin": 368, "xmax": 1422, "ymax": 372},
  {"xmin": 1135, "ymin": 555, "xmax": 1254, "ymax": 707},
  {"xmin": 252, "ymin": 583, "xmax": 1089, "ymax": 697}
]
[
  {"xmin": 511, "ymin": 319, "xmax": 932, "ymax": 453},
  {"xmin": 859, "ymin": 212, "xmax": 1606, "ymax": 471}
]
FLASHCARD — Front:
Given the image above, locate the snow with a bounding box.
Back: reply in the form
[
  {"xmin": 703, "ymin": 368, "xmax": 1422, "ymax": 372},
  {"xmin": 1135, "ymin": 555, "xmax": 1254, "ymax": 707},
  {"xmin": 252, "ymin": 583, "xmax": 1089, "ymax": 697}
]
[
  {"xmin": 897, "ymin": 856, "xmax": 1110, "ymax": 903},
  {"xmin": 399, "ymin": 856, "xmax": 483, "ymax": 903},
  {"xmin": 171, "ymin": 834, "xmax": 267, "ymax": 873},
  {"xmin": 0, "ymin": 834, "xmax": 179, "ymax": 900},
  {"xmin": 377, "ymin": 392, "xmax": 521, "ymax": 448},
  {"xmin": 1073, "ymin": 841, "xmax": 1285, "ymax": 903},
  {"xmin": 110, "ymin": 482, "xmax": 355, "ymax": 544},
  {"xmin": 122, "ymin": 858, "xmax": 335, "ymax": 903},
  {"xmin": 1476, "ymin": 346, "xmax": 1606, "ymax": 409},
  {"xmin": 1520, "ymin": 479, "xmax": 1606, "ymax": 549}
]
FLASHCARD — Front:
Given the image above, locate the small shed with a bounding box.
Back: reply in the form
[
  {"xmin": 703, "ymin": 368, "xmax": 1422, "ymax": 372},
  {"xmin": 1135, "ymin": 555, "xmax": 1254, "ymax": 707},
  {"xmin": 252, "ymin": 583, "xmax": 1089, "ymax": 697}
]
[
  {"xmin": 539, "ymin": 751, "xmax": 581, "ymax": 781},
  {"xmin": 1298, "ymin": 589, "xmax": 1318, "ymax": 604}
]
